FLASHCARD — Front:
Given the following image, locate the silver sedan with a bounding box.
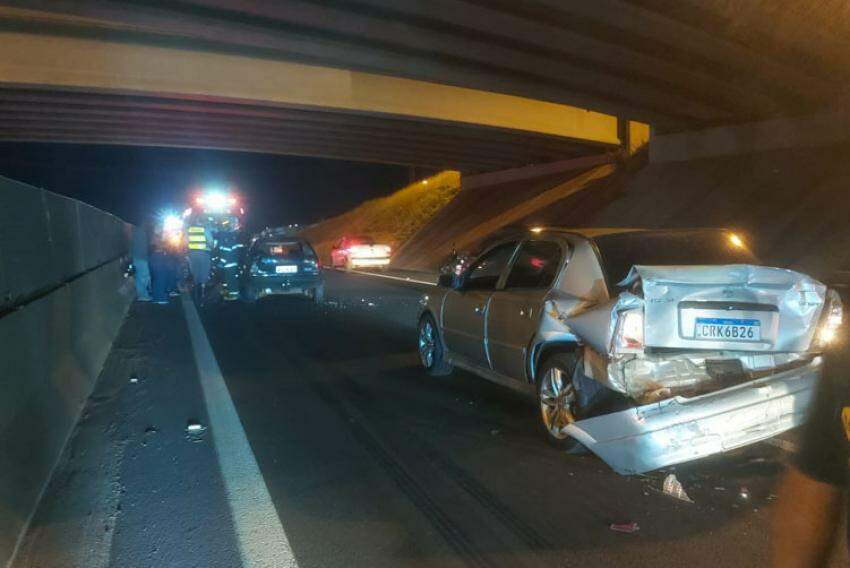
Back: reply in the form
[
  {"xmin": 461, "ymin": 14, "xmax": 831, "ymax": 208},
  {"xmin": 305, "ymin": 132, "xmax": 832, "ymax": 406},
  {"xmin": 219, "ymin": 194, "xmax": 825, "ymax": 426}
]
[{"xmin": 417, "ymin": 228, "xmax": 842, "ymax": 474}]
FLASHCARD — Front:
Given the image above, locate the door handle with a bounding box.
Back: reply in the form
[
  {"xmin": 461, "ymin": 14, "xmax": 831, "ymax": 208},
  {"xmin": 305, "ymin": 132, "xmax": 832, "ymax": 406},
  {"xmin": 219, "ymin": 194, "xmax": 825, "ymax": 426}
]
[{"xmin": 519, "ymin": 306, "xmax": 533, "ymax": 318}]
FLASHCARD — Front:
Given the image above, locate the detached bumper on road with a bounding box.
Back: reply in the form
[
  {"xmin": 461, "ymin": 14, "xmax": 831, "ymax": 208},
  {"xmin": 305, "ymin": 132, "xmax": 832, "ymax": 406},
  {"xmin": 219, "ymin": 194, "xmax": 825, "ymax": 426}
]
[{"xmin": 566, "ymin": 360, "xmax": 820, "ymax": 474}]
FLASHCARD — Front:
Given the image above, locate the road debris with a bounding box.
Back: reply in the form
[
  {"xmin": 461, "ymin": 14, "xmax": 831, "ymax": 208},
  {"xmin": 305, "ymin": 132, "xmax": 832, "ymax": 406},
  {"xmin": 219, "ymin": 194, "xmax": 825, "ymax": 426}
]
[
  {"xmin": 609, "ymin": 522, "xmax": 640, "ymax": 534},
  {"xmin": 737, "ymin": 486, "xmax": 751, "ymax": 504},
  {"xmin": 490, "ymin": 429, "xmax": 500, "ymax": 436},
  {"xmin": 186, "ymin": 419, "xmax": 207, "ymax": 441},
  {"xmin": 129, "ymin": 375, "xmax": 139, "ymax": 384},
  {"xmin": 662, "ymin": 474, "xmax": 693, "ymax": 503}
]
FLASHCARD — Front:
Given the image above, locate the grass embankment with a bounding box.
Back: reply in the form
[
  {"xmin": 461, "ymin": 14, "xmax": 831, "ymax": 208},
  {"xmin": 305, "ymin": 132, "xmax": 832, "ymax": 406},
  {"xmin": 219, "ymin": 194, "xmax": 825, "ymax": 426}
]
[{"xmin": 300, "ymin": 170, "xmax": 461, "ymax": 263}]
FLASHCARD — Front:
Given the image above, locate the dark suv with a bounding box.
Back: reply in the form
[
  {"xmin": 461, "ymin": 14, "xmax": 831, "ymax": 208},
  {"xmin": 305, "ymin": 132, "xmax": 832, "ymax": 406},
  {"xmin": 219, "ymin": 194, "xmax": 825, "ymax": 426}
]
[{"xmin": 241, "ymin": 229, "xmax": 323, "ymax": 303}]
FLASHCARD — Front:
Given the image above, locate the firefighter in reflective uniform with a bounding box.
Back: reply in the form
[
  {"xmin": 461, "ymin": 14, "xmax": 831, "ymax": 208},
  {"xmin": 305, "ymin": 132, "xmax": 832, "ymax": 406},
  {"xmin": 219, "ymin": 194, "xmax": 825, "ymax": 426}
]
[{"xmin": 186, "ymin": 223, "xmax": 214, "ymax": 303}]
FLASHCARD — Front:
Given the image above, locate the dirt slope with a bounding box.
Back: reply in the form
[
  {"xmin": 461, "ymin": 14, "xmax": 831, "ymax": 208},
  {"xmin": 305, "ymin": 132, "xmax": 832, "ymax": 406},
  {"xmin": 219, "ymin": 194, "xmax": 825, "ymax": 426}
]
[
  {"xmin": 300, "ymin": 171, "xmax": 460, "ymax": 263},
  {"xmin": 390, "ymin": 162, "xmax": 626, "ymax": 271}
]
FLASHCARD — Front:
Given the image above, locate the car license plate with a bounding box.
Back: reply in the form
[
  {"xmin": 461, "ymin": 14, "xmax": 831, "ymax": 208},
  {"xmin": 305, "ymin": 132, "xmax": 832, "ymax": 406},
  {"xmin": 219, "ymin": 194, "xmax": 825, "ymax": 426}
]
[
  {"xmin": 694, "ymin": 317, "xmax": 760, "ymax": 341},
  {"xmin": 275, "ymin": 265, "xmax": 297, "ymax": 274}
]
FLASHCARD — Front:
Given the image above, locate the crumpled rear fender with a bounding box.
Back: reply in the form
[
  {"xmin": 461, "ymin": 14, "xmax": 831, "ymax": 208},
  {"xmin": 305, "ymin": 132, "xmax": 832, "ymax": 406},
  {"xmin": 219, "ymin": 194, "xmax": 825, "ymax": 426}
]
[{"xmin": 564, "ymin": 359, "xmax": 820, "ymax": 474}]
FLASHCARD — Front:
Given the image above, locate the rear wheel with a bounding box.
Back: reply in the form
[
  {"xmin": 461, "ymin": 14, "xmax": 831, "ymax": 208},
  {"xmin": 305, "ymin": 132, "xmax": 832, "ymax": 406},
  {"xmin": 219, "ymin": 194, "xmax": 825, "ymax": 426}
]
[
  {"xmin": 344, "ymin": 258, "xmax": 354, "ymax": 272},
  {"xmin": 418, "ymin": 314, "xmax": 453, "ymax": 376},
  {"xmin": 310, "ymin": 284, "xmax": 325, "ymax": 304},
  {"xmin": 537, "ymin": 353, "xmax": 584, "ymax": 451}
]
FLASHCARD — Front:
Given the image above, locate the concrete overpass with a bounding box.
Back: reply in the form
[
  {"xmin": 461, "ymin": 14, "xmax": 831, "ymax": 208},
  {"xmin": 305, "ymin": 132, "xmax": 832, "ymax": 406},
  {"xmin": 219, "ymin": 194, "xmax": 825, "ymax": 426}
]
[
  {"xmin": 2, "ymin": 2, "xmax": 842, "ymax": 171},
  {"xmin": 1, "ymin": 0, "xmax": 835, "ymax": 173},
  {"xmin": 0, "ymin": 4, "xmax": 640, "ymax": 173},
  {"xmin": 1, "ymin": 1, "xmax": 846, "ymax": 127}
]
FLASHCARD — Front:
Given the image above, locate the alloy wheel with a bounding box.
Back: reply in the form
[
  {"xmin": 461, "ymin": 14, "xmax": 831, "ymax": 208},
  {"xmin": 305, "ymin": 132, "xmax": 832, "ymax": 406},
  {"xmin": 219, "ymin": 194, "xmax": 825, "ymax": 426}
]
[
  {"xmin": 418, "ymin": 320, "xmax": 436, "ymax": 368},
  {"xmin": 539, "ymin": 366, "xmax": 577, "ymax": 439}
]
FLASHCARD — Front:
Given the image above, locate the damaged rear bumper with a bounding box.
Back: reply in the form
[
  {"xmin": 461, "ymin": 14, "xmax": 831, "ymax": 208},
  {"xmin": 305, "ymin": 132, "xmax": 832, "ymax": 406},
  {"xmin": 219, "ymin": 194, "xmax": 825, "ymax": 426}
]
[{"xmin": 565, "ymin": 359, "xmax": 820, "ymax": 474}]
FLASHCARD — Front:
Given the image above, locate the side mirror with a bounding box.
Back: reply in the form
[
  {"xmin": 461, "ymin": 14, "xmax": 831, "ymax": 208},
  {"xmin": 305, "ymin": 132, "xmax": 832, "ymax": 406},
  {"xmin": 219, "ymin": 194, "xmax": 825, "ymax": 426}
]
[{"xmin": 437, "ymin": 273, "xmax": 454, "ymax": 288}]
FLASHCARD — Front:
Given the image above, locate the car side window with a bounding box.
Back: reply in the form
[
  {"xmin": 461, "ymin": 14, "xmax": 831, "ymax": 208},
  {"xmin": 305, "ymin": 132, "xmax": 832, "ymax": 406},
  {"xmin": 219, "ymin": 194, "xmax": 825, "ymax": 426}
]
[
  {"xmin": 463, "ymin": 242, "xmax": 518, "ymax": 291},
  {"xmin": 504, "ymin": 240, "xmax": 563, "ymax": 289}
]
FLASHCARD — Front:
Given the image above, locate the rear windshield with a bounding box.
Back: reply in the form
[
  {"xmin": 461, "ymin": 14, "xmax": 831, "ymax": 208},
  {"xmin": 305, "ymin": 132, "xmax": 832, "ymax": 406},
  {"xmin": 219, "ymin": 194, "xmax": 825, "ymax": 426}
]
[
  {"xmin": 594, "ymin": 230, "xmax": 758, "ymax": 287},
  {"xmin": 259, "ymin": 241, "xmax": 314, "ymax": 260}
]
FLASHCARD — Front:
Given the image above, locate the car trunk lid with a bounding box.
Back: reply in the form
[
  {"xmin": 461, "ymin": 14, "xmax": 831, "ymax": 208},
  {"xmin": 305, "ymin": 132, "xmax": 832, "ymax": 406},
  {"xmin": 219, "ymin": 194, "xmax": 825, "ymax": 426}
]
[{"xmin": 627, "ymin": 264, "xmax": 826, "ymax": 352}]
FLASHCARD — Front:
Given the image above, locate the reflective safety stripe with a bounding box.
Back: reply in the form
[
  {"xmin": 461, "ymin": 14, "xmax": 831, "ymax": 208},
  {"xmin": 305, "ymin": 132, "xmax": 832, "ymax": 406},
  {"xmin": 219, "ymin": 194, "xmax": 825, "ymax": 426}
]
[{"xmin": 187, "ymin": 226, "xmax": 209, "ymax": 250}]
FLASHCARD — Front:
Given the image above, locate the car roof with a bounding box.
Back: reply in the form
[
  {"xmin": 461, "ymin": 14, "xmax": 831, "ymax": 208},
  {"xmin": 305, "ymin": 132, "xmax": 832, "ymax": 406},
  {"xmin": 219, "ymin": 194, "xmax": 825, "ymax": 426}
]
[
  {"xmin": 549, "ymin": 227, "xmax": 644, "ymax": 238},
  {"xmin": 530, "ymin": 227, "xmax": 732, "ymax": 239}
]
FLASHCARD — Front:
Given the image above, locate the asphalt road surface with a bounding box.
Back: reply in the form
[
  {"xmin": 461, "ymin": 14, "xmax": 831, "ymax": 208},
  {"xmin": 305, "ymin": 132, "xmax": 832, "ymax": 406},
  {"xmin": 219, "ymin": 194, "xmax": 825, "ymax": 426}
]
[
  {"xmin": 199, "ymin": 270, "xmax": 802, "ymax": 568},
  {"xmin": 17, "ymin": 270, "xmax": 846, "ymax": 567}
]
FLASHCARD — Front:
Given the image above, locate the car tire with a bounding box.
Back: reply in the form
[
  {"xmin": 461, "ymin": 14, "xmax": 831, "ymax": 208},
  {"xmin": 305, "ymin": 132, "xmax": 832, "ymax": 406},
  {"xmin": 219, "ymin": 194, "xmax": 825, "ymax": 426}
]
[
  {"xmin": 345, "ymin": 258, "xmax": 354, "ymax": 272},
  {"xmin": 418, "ymin": 314, "xmax": 453, "ymax": 376},
  {"xmin": 536, "ymin": 353, "xmax": 585, "ymax": 452},
  {"xmin": 241, "ymin": 286, "xmax": 257, "ymax": 304},
  {"xmin": 310, "ymin": 284, "xmax": 325, "ymax": 304}
]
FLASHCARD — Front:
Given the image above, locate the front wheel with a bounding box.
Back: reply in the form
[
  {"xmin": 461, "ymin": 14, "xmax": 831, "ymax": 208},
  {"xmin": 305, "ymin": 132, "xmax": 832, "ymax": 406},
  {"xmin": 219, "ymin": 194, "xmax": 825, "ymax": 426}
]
[
  {"xmin": 418, "ymin": 314, "xmax": 453, "ymax": 376},
  {"xmin": 537, "ymin": 353, "xmax": 584, "ymax": 451}
]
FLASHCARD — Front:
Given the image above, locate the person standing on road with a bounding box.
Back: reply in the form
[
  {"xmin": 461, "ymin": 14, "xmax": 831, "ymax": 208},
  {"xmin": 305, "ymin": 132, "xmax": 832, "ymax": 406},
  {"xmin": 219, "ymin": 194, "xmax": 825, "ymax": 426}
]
[
  {"xmin": 186, "ymin": 221, "xmax": 213, "ymax": 304},
  {"xmin": 150, "ymin": 235, "xmax": 177, "ymax": 304},
  {"xmin": 131, "ymin": 219, "xmax": 152, "ymax": 301},
  {"xmin": 772, "ymin": 348, "xmax": 850, "ymax": 567}
]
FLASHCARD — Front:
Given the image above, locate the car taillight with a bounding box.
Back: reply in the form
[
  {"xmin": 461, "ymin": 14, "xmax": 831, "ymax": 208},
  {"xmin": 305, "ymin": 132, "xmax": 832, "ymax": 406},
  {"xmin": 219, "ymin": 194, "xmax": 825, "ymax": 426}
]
[
  {"xmin": 612, "ymin": 308, "xmax": 644, "ymax": 354},
  {"xmin": 815, "ymin": 289, "xmax": 844, "ymax": 348}
]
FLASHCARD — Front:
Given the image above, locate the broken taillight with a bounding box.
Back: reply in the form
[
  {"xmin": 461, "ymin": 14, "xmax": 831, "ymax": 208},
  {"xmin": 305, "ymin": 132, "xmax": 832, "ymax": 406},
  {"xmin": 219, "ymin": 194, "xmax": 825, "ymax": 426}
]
[
  {"xmin": 815, "ymin": 289, "xmax": 844, "ymax": 348},
  {"xmin": 612, "ymin": 308, "xmax": 645, "ymax": 354}
]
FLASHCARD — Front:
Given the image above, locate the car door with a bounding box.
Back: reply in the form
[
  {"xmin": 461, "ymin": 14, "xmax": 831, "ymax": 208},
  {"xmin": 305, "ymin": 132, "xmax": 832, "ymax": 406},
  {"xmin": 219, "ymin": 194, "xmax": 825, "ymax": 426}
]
[
  {"xmin": 441, "ymin": 242, "xmax": 518, "ymax": 368},
  {"xmin": 487, "ymin": 239, "xmax": 566, "ymax": 381}
]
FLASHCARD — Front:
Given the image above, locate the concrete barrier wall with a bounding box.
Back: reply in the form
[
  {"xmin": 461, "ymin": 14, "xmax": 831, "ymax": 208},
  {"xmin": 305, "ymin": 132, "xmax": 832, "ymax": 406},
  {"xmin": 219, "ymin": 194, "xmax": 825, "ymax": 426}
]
[
  {"xmin": 0, "ymin": 175, "xmax": 130, "ymax": 312},
  {"xmin": 0, "ymin": 176, "xmax": 133, "ymax": 566},
  {"xmin": 586, "ymin": 142, "xmax": 850, "ymax": 280}
]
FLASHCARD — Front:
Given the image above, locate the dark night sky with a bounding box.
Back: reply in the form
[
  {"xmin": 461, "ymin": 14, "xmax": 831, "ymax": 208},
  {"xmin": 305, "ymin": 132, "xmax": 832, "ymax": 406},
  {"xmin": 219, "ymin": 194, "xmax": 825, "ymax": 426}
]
[{"xmin": 0, "ymin": 143, "xmax": 419, "ymax": 229}]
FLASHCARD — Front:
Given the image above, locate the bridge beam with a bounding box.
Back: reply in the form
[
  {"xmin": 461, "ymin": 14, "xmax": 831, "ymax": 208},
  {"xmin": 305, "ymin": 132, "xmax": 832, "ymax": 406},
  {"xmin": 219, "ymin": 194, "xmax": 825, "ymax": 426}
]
[{"xmin": 0, "ymin": 31, "xmax": 621, "ymax": 147}]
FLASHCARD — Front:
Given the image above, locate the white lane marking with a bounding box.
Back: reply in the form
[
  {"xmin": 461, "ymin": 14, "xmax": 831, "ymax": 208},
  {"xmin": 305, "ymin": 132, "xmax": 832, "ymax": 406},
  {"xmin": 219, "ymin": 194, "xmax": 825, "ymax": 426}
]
[
  {"xmin": 343, "ymin": 268, "xmax": 436, "ymax": 286},
  {"xmin": 181, "ymin": 295, "xmax": 298, "ymax": 568}
]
